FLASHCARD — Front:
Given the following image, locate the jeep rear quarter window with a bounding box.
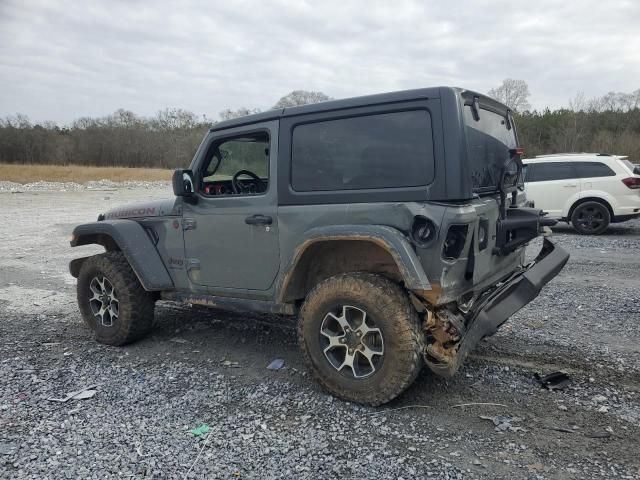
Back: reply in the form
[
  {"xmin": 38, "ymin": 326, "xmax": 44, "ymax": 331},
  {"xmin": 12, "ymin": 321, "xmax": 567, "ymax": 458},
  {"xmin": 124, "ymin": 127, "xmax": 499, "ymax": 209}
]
[
  {"xmin": 463, "ymin": 106, "xmax": 517, "ymax": 193},
  {"xmin": 291, "ymin": 110, "xmax": 435, "ymax": 191}
]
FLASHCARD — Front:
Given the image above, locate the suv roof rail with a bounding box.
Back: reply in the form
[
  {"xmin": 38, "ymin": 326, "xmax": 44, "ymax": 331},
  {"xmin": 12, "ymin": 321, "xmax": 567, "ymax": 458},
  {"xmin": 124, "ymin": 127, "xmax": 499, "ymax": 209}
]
[
  {"xmin": 534, "ymin": 152, "xmax": 625, "ymax": 159},
  {"xmin": 535, "ymin": 152, "xmax": 599, "ymax": 158}
]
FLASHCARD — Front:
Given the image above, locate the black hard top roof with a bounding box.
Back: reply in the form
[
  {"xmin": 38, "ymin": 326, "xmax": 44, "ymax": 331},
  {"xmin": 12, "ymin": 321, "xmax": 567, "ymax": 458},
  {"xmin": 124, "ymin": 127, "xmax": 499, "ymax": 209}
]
[{"xmin": 210, "ymin": 86, "xmax": 464, "ymax": 132}]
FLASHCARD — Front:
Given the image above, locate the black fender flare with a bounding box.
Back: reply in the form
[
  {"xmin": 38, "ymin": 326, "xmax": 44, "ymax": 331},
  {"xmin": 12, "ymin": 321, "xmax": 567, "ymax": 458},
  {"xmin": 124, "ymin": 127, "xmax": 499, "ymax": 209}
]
[
  {"xmin": 69, "ymin": 219, "xmax": 174, "ymax": 291},
  {"xmin": 278, "ymin": 224, "xmax": 431, "ymax": 302}
]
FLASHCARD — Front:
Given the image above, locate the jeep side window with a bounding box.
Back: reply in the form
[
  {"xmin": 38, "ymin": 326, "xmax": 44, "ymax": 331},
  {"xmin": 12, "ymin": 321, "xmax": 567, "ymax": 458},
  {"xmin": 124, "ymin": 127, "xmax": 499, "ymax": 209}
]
[
  {"xmin": 290, "ymin": 110, "xmax": 434, "ymax": 192},
  {"xmin": 528, "ymin": 162, "xmax": 575, "ymax": 182},
  {"xmin": 200, "ymin": 131, "xmax": 269, "ymax": 196}
]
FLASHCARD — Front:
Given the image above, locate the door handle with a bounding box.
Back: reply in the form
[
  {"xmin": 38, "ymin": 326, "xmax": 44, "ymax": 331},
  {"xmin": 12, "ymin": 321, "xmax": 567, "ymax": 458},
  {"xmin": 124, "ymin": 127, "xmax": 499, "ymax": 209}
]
[
  {"xmin": 563, "ymin": 184, "xmax": 578, "ymax": 187},
  {"xmin": 245, "ymin": 214, "xmax": 273, "ymax": 225}
]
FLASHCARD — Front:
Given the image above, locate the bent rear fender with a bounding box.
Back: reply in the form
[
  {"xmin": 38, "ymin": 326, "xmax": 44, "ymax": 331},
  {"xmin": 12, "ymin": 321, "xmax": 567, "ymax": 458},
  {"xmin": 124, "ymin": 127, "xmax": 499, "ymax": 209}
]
[
  {"xmin": 278, "ymin": 224, "xmax": 431, "ymax": 303},
  {"xmin": 69, "ymin": 219, "xmax": 174, "ymax": 291},
  {"xmin": 426, "ymin": 237, "xmax": 569, "ymax": 377}
]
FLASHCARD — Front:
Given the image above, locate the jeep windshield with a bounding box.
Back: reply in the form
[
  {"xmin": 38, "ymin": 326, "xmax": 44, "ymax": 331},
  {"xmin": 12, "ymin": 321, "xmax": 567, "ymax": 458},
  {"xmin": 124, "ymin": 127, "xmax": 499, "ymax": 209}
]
[{"xmin": 463, "ymin": 101, "xmax": 518, "ymax": 195}]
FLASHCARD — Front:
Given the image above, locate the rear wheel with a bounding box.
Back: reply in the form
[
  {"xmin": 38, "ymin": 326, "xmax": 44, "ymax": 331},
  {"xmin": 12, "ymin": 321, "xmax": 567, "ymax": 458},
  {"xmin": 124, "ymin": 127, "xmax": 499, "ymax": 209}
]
[
  {"xmin": 298, "ymin": 273, "xmax": 423, "ymax": 406},
  {"xmin": 77, "ymin": 252, "xmax": 155, "ymax": 346},
  {"xmin": 571, "ymin": 201, "xmax": 610, "ymax": 235}
]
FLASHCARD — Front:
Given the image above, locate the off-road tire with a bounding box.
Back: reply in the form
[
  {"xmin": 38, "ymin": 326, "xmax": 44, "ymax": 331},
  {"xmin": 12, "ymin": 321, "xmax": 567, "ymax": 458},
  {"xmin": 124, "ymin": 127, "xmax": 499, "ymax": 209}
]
[
  {"xmin": 298, "ymin": 273, "xmax": 424, "ymax": 406},
  {"xmin": 77, "ymin": 252, "xmax": 155, "ymax": 346},
  {"xmin": 571, "ymin": 201, "xmax": 610, "ymax": 235}
]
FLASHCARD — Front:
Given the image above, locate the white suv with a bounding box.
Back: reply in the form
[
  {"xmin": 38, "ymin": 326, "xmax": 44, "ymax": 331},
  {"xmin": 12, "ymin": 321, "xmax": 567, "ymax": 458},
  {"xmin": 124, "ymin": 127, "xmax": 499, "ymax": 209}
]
[{"xmin": 522, "ymin": 153, "xmax": 640, "ymax": 234}]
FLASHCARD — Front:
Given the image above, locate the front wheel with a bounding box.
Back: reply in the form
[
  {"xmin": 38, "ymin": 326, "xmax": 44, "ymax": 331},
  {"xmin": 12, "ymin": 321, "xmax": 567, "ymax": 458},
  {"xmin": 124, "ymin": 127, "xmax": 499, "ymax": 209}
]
[
  {"xmin": 298, "ymin": 273, "xmax": 424, "ymax": 406},
  {"xmin": 571, "ymin": 201, "xmax": 610, "ymax": 235},
  {"xmin": 77, "ymin": 252, "xmax": 155, "ymax": 346}
]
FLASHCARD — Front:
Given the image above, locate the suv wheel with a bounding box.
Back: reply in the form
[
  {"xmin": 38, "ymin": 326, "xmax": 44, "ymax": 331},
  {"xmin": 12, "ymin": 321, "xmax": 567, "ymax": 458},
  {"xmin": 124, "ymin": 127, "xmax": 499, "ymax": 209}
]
[
  {"xmin": 571, "ymin": 201, "xmax": 610, "ymax": 235},
  {"xmin": 77, "ymin": 252, "xmax": 155, "ymax": 346},
  {"xmin": 298, "ymin": 273, "xmax": 423, "ymax": 406}
]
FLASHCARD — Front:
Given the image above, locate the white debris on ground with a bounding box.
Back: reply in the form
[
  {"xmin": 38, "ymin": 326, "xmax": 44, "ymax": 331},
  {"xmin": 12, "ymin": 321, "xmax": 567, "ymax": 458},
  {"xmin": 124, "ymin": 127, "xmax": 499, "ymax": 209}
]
[{"xmin": 0, "ymin": 285, "xmax": 77, "ymax": 316}]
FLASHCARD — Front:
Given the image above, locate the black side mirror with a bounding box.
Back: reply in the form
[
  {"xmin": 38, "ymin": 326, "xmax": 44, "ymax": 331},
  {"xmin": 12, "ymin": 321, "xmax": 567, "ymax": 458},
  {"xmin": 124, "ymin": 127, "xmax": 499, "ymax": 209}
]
[{"xmin": 172, "ymin": 169, "xmax": 195, "ymax": 198}]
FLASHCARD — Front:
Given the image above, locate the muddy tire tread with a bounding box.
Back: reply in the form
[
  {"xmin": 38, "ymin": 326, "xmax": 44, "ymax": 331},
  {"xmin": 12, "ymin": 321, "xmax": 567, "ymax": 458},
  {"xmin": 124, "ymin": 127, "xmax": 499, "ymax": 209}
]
[
  {"xmin": 77, "ymin": 252, "xmax": 154, "ymax": 346},
  {"xmin": 298, "ymin": 273, "xmax": 424, "ymax": 406}
]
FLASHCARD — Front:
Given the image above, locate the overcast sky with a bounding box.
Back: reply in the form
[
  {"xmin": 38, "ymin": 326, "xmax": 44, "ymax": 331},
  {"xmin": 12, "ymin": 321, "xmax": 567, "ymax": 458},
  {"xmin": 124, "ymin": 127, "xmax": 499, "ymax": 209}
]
[{"xmin": 1, "ymin": 0, "xmax": 639, "ymax": 124}]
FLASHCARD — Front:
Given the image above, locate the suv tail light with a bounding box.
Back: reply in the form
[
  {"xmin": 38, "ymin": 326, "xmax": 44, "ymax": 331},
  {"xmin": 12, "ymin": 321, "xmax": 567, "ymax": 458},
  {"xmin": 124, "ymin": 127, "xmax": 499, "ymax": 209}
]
[{"xmin": 621, "ymin": 177, "xmax": 640, "ymax": 189}]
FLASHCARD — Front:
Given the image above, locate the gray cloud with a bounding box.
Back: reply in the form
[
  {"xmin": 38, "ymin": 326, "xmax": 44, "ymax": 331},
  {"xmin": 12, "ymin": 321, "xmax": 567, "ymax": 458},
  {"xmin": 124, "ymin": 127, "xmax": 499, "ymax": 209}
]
[{"xmin": 1, "ymin": 0, "xmax": 639, "ymax": 124}]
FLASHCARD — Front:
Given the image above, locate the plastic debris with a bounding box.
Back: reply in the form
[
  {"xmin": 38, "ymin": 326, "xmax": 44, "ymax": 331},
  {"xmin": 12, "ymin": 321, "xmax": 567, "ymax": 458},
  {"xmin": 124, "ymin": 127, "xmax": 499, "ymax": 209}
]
[
  {"xmin": 71, "ymin": 390, "xmax": 97, "ymax": 400},
  {"xmin": 546, "ymin": 425, "xmax": 574, "ymax": 433},
  {"xmin": 47, "ymin": 385, "xmax": 98, "ymax": 402},
  {"xmin": 189, "ymin": 424, "xmax": 210, "ymax": 437},
  {"xmin": 534, "ymin": 371, "xmax": 571, "ymax": 390},
  {"xmin": 267, "ymin": 359, "xmax": 285, "ymax": 370},
  {"xmin": 479, "ymin": 415, "xmax": 525, "ymax": 432},
  {"xmin": 169, "ymin": 337, "xmax": 188, "ymax": 344}
]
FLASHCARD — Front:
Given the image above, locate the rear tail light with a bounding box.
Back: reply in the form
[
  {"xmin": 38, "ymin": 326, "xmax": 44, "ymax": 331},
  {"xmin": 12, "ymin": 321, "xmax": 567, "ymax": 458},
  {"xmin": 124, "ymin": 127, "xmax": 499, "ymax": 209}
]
[
  {"xmin": 478, "ymin": 218, "xmax": 490, "ymax": 251},
  {"xmin": 622, "ymin": 177, "xmax": 640, "ymax": 189},
  {"xmin": 442, "ymin": 225, "xmax": 469, "ymax": 259}
]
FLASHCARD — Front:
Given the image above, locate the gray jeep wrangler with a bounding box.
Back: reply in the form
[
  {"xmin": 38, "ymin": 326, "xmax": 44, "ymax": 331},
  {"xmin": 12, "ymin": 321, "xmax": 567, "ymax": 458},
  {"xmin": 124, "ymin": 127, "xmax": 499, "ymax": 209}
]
[{"xmin": 70, "ymin": 87, "xmax": 569, "ymax": 405}]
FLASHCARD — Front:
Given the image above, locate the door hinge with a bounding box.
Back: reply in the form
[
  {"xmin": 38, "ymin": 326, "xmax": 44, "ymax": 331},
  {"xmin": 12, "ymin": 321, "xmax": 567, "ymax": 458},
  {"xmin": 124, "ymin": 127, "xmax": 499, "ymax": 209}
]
[{"xmin": 183, "ymin": 218, "xmax": 197, "ymax": 231}]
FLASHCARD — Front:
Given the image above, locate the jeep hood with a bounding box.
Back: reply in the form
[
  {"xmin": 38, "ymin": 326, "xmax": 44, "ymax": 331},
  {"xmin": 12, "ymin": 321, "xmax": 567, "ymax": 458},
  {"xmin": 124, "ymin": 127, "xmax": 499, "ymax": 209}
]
[{"xmin": 101, "ymin": 198, "xmax": 180, "ymax": 220}]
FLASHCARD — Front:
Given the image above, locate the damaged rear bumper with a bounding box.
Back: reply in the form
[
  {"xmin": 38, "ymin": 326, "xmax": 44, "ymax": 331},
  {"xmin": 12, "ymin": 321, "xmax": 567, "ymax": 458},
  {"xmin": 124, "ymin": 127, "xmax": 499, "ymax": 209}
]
[{"xmin": 427, "ymin": 238, "xmax": 569, "ymax": 377}]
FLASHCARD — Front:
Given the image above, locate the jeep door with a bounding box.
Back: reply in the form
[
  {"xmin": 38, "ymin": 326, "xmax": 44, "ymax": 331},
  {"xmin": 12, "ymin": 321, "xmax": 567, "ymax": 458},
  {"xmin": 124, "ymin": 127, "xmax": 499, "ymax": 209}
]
[{"xmin": 181, "ymin": 120, "xmax": 280, "ymax": 293}]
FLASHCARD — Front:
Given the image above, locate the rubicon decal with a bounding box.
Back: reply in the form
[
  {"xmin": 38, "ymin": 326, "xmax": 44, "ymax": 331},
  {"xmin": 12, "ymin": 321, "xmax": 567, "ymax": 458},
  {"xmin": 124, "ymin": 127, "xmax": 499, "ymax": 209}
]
[{"xmin": 105, "ymin": 207, "xmax": 156, "ymax": 219}]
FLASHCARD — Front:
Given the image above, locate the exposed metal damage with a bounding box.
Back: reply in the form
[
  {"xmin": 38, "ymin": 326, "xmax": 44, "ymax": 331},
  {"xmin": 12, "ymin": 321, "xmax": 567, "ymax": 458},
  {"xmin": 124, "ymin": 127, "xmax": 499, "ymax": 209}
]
[{"xmin": 422, "ymin": 307, "xmax": 464, "ymax": 369}]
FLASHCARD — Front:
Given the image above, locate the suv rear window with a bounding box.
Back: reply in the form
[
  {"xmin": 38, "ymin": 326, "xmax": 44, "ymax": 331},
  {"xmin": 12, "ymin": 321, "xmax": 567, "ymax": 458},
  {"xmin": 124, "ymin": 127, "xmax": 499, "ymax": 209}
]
[
  {"xmin": 291, "ymin": 110, "xmax": 434, "ymax": 192},
  {"xmin": 463, "ymin": 106, "xmax": 517, "ymax": 193},
  {"xmin": 527, "ymin": 162, "xmax": 575, "ymax": 182},
  {"xmin": 620, "ymin": 158, "xmax": 638, "ymax": 174},
  {"xmin": 574, "ymin": 162, "xmax": 615, "ymax": 178}
]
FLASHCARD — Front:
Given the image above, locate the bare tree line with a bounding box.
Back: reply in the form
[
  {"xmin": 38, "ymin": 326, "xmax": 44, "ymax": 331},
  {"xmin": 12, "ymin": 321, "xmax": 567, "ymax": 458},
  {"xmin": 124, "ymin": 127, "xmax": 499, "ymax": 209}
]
[
  {"xmin": 0, "ymin": 91, "xmax": 332, "ymax": 169},
  {"xmin": 488, "ymin": 79, "xmax": 640, "ymax": 160},
  {"xmin": 1, "ymin": 85, "xmax": 639, "ymax": 170},
  {"xmin": 0, "ymin": 109, "xmax": 209, "ymax": 169}
]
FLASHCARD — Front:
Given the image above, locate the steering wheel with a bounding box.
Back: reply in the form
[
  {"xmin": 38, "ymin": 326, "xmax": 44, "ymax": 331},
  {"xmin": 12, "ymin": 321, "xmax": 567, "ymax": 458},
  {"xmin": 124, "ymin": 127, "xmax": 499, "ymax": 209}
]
[{"xmin": 232, "ymin": 170, "xmax": 264, "ymax": 194}]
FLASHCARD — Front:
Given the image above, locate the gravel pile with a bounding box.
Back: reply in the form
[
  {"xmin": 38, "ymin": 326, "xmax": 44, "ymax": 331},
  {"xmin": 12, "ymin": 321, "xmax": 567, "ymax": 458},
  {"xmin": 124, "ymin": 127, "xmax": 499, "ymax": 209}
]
[
  {"xmin": 2, "ymin": 308, "xmax": 638, "ymax": 479},
  {"xmin": 0, "ymin": 348, "xmax": 471, "ymax": 479},
  {"xmin": 0, "ymin": 180, "xmax": 171, "ymax": 193}
]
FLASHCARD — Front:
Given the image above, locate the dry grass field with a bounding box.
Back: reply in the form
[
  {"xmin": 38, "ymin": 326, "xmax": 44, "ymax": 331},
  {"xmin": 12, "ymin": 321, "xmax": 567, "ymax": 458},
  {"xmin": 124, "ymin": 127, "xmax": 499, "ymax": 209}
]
[{"xmin": 0, "ymin": 163, "xmax": 172, "ymax": 183}]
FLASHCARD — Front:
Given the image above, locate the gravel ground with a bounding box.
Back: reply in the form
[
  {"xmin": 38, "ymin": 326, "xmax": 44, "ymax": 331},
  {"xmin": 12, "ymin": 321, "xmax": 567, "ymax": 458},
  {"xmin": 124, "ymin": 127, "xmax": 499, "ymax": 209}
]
[
  {"xmin": 1, "ymin": 185, "xmax": 639, "ymax": 479},
  {"xmin": 0, "ymin": 180, "xmax": 171, "ymax": 193}
]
